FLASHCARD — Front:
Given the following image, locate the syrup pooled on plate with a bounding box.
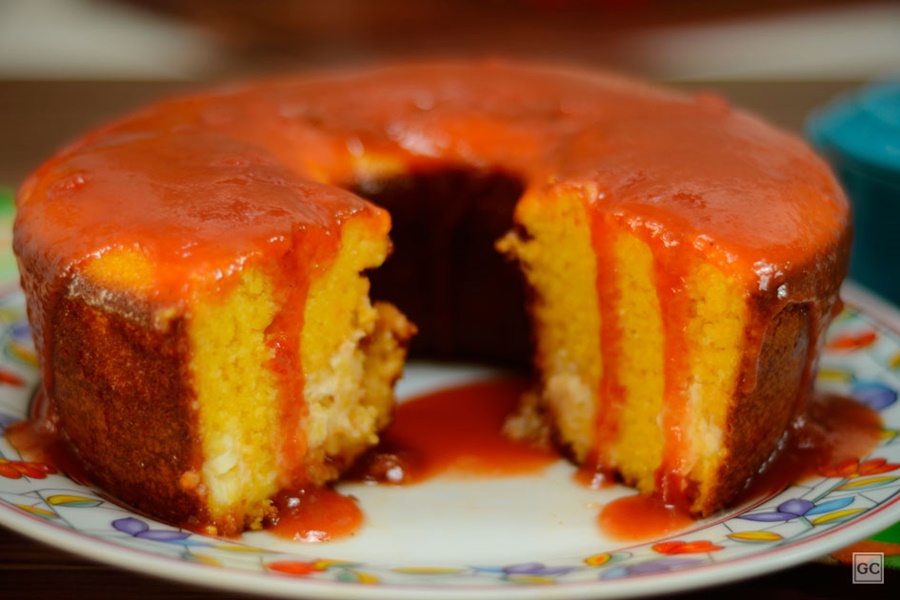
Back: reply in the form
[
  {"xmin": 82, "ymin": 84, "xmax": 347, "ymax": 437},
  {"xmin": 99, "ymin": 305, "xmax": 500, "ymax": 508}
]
[
  {"xmin": 265, "ymin": 485, "xmax": 364, "ymax": 543},
  {"xmin": 587, "ymin": 390, "xmax": 883, "ymax": 542},
  {"xmin": 4, "ymin": 375, "xmax": 883, "ymax": 543},
  {"xmin": 268, "ymin": 376, "xmax": 560, "ymax": 542},
  {"xmin": 349, "ymin": 376, "xmax": 559, "ymax": 484}
]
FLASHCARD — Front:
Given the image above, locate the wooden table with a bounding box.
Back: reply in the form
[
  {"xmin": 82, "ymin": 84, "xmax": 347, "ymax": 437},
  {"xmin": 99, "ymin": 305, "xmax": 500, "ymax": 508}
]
[{"xmin": 1, "ymin": 78, "xmax": 895, "ymax": 598}]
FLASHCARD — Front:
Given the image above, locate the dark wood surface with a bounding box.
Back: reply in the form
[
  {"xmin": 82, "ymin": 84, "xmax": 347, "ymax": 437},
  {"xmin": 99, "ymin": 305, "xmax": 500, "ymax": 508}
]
[{"xmin": 2, "ymin": 78, "xmax": 895, "ymax": 598}]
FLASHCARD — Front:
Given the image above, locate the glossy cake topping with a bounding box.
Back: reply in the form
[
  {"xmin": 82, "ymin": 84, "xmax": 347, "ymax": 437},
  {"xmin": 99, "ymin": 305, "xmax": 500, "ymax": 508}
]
[
  {"xmin": 16, "ymin": 63, "xmax": 848, "ymax": 298},
  {"xmin": 12, "ymin": 61, "xmax": 853, "ymax": 524}
]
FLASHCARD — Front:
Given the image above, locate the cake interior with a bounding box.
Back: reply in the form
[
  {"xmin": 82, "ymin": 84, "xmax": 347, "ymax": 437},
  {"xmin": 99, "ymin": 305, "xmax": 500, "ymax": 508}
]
[
  {"xmin": 198, "ymin": 217, "xmax": 414, "ymax": 530},
  {"xmin": 502, "ymin": 184, "xmax": 753, "ymax": 513},
  {"xmin": 350, "ymin": 166, "xmax": 775, "ymax": 515}
]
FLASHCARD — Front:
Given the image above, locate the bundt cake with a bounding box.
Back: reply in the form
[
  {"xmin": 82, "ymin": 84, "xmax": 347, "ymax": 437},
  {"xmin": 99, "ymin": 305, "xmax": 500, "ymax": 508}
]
[{"xmin": 12, "ymin": 61, "xmax": 851, "ymax": 535}]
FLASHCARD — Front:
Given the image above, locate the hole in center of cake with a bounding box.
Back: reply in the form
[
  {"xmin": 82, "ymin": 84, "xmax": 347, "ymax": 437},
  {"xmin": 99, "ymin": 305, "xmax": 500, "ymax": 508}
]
[{"xmin": 346, "ymin": 167, "xmax": 531, "ymax": 366}]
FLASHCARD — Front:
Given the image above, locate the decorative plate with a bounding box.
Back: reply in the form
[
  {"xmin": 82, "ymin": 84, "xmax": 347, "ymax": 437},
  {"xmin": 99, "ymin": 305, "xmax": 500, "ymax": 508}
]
[{"xmin": 1, "ymin": 283, "xmax": 899, "ymax": 599}]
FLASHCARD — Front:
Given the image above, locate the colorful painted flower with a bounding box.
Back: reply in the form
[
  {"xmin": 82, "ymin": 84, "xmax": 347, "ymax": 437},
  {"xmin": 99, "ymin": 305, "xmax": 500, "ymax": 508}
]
[
  {"xmin": 335, "ymin": 569, "xmax": 379, "ymax": 584},
  {"xmin": 890, "ymin": 351, "xmax": 900, "ymax": 370},
  {"xmin": 10, "ymin": 321, "xmax": 31, "ymax": 338},
  {"xmin": 112, "ymin": 517, "xmax": 195, "ymax": 543},
  {"xmin": 267, "ymin": 558, "xmax": 357, "ymax": 577},
  {"xmin": 6, "ymin": 340, "xmax": 38, "ymax": 368},
  {"xmin": 473, "ymin": 561, "xmax": 578, "ymax": 584},
  {"xmin": 48, "ymin": 494, "xmax": 103, "ymax": 508},
  {"xmin": 0, "ymin": 458, "xmax": 56, "ymax": 480},
  {"xmin": 651, "ymin": 540, "xmax": 724, "ymax": 554},
  {"xmin": 851, "ymin": 381, "xmax": 898, "ymax": 411},
  {"xmin": 727, "ymin": 531, "xmax": 784, "ymax": 543},
  {"xmin": 4, "ymin": 321, "xmax": 37, "ymax": 367},
  {"xmin": 817, "ymin": 368, "xmax": 855, "ymax": 384},
  {"xmin": 0, "ymin": 367, "xmax": 24, "ymax": 387},
  {"xmin": 583, "ymin": 552, "xmax": 630, "ymax": 567},
  {"xmin": 826, "ymin": 329, "xmax": 877, "ymax": 352},
  {"xmin": 821, "ymin": 457, "xmax": 900, "ymax": 479},
  {"xmin": 0, "ymin": 414, "xmax": 19, "ymax": 435},
  {"xmin": 739, "ymin": 497, "xmax": 853, "ymax": 523},
  {"xmin": 267, "ymin": 560, "xmax": 329, "ymax": 576},
  {"xmin": 501, "ymin": 562, "xmax": 577, "ymax": 578},
  {"xmin": 602, "ymin": 557, "xmax": 706, "ymax": 579}
]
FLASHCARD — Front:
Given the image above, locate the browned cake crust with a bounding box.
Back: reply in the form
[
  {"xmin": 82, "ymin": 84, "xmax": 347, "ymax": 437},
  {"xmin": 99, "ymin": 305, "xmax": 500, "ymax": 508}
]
[
  {"xmin": 50, "ymin": 288, "xmax": 213, "ymax": 529},
  {"xmin": 688, "ymin": 303, "xmax": 815, "ymax": 514}
]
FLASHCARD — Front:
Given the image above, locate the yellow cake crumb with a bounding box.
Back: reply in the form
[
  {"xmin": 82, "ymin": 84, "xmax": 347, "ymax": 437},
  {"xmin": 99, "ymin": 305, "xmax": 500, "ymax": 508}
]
[
  {"xmin": 182, "ymin": 214, "xmax": 412, "ymax": 531},
  {"xmin": 498, "ymin": 186, "xmax": 600, "ymax": 461}
]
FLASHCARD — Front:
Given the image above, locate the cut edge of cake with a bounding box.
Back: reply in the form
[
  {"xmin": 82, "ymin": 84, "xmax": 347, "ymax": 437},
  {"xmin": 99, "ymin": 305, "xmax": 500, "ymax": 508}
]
[
  {"xmin": 499, "ymin": 182, "xmax": 812, "ymax": 516},
  {"xmin": 48, "ymin": 212, "xmax": 414, "ymax": 536}
]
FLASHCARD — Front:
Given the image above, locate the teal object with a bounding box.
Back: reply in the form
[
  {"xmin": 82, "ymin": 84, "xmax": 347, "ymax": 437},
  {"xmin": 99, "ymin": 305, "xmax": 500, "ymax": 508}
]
[{"xmin": 807, "ymin": 81, "xmax": 900, "ymax": 305}]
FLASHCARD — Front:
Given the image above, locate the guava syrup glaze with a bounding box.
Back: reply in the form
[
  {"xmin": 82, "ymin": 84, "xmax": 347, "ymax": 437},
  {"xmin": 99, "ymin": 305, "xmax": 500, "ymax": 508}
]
[
  {"xmin": 6, "ymin": 376, "xmax": 882, "ymax": 543},
  {"xmin": 588, "ymin": 390, "xmax": 883, "ymax": 541}
]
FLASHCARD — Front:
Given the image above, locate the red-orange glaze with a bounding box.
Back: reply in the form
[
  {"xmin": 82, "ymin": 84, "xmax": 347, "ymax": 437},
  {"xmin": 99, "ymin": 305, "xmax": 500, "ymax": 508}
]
[
  {"xmin": 6, "ymin": 418, "xmax": 90, "ymax": 486},
  {"xmin": 350, "ymin": 376, "xmax": 558, "ymax": 484},
  {"xmin": 599, "ymin": 494, "xmax": 694, "ymax": 542},
  {"xmin": 266, "ymin": 485, "xmax": 363, "ymax": 543},
  {"xmin": 265, "ymin": 302, "xmax": 308, "ymax": 486},
  {"xmin": 739, "ymin": 391, "xmax": 883, "ymax": 502},
  {"xmin": 6, "ymin": 389, "xmax": 102, "ymax": 488},
  {"xmin": 596, "ymin": 391, "xmax": 883, "ymax": 541},
  {"xmin": 14, "ymin": 61, "xmax": 849, "ymax": 332},
  {"xmin": 266, "ymin": 229, "xmax": 342, "ymax": 487},
  {"xmin": 651, "ymin": 248, "xmax": 694, "ymax": 509},
  {"xmin": 590, "ymin": 216, "xmax": 626, "ymax": 470}
]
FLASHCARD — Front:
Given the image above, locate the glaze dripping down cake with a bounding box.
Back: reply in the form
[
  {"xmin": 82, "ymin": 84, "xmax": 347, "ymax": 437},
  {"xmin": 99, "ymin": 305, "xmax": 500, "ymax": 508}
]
[{"xmin": 12, "ymin": 62, "xmax": 851, "ymax": 534}]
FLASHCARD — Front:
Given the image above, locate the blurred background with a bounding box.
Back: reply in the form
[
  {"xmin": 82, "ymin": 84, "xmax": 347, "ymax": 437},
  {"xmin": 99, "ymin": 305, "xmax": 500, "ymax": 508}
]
[{"xmin": 1, "ymin": 0, "xmax": 899, "ymax": 82}]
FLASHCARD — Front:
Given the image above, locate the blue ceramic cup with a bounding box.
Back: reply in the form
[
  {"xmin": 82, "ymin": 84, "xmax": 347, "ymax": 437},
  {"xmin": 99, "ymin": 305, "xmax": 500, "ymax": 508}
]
[{"xmin": 807, "ymin": 81, "xmax": 900, "ymax": 305}]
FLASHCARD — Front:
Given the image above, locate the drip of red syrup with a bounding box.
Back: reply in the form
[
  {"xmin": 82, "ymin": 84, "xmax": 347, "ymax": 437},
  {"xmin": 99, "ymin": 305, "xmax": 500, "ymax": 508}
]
[
  {"xmin": 267, "ymin": 376, "xmax": 558, "ymax": 542},
  {"xmin": 5, "ymin": 389, "xmax": 91, "ymax": 485},
  {"xmin": 737, "ymin": 391, "xmax": 883, "ymax": 502},
  {"xmin": 265, "ymin": 485, "xmax": 364, "ymax": 543},
  {"xmin": 349, "ymin": 376, "xmax": 558, "ymax": 484},
  {"xmin": 267, "ymin": 375, "xmax": 558, "ymax": 542},
  {"xmin": 599, "ymin": 495, "xmax": 695, "ymax": 541},
  {"xmin": 587, "ymin": 391, "xmax": 884, "ymax": 542},
  {"xmin": 5, "ymin": 378, "xmax": 883, "ymax": 544}
]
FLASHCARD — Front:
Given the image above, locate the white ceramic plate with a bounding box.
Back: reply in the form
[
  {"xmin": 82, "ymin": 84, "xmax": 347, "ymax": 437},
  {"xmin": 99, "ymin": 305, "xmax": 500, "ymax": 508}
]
[{"xmin": 1, "ymin": 283, "xmax": 899, "ymax": 599}]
